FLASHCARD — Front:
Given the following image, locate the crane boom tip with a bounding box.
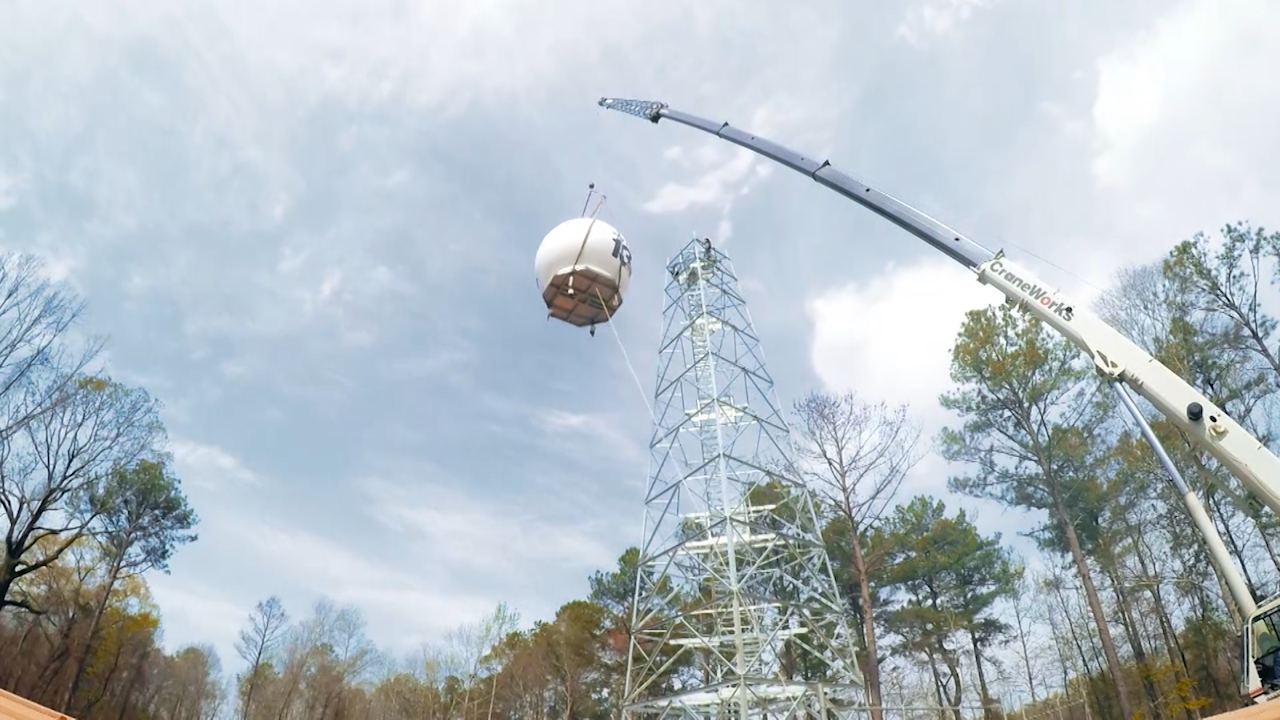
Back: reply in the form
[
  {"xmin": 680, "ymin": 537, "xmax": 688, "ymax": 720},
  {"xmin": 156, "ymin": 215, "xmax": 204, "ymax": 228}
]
[{"xmin": 598, "ymin": 97, "xmax": 668, "ymax": 123}]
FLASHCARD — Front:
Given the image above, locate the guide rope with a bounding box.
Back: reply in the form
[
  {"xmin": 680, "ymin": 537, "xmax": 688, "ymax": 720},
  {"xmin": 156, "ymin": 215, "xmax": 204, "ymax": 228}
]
[
  {"xmin": 594, "ymin": 285, "xmax": 698, "ymax": 486},
  {"xmin": 594, "ymin": 287, "xmax": 654, "ymax": 420}
]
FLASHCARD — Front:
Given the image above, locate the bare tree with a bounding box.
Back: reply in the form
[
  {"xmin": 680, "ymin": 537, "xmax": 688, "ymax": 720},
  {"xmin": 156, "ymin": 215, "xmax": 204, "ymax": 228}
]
[
  {"xmin": 1095, "ymin": 262, "xmax": 1176, "ymax": 354},
  {"xmin": 236, "ymin": 596, "xmax": 290, "ymax": 720},
  {"xmin": 0, "ymin": 376, "xmax": 166, "ymax": 611},
  {"xmin": 791, "ymin": 390, "xmax": 923, "ymax": 720},
  {"xmin": 1009, "ymin": 560, "xmax": 1041, "ymax": 704},
  {"xmin": 446, "ymin": 602, "xmax": 520, "ymax": 719},
  {"xmin": 0, "ymin": 252, "xmax": 102, "ymax": 441},
  {"xmin": 318, "ymin": 603, "xmax": 378, "ymax": 714},
  {"xmin": 481, "ymin": 604, "xmax": 521, "ymax": 719},
  {"xmin": 0, "ymin": 251, "xmax": 115, "ymax": 612},
  {"xmin": 162, "ymin": 644, "xmax": 225, "ymax": 720}
]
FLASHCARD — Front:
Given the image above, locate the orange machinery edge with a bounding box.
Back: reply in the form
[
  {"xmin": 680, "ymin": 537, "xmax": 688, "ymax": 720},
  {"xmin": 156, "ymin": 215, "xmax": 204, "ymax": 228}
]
[{"xmin": 0, "ymin": 688, "xmax": 73, "ymax": 720}]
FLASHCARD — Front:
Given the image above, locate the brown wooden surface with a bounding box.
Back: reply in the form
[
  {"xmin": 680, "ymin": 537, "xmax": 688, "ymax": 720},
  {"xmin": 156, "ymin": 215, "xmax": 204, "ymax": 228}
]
[{"xmin": 0, "ymin": 688, "xmax": 72, "ymax": 720}]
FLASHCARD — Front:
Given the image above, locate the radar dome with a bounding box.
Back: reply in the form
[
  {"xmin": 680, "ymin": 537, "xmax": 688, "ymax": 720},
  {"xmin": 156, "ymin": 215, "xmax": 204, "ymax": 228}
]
[{"xmin": 535, "ymin": 217, "xmax": 633, "ymax": 329}]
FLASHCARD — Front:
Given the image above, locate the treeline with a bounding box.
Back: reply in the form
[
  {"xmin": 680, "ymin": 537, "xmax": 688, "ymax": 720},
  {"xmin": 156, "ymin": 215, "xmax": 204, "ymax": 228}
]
[{"xmin": 3, "ymin": 224, "xmax": 1280, "ymax": 720}]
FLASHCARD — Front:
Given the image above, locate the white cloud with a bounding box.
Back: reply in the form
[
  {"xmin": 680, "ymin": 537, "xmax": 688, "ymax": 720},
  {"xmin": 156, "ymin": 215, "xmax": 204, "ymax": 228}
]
[
  {"xmin": 148, "ymin": 579, "xmax": 248, "ymax": 660},
  {"xmin": 807, "ymin": 256, "xmax": 1001, "ymax": 417},
  {"xmin": 897, "ymin": 0, "xmax": 1000, "ymax": 47},
  {"xmin": 1090, "ymin": 0, "xmax": 1280, "ymax": 254},
  {"xmin": 359, "ymin": 477, "xmax": 619, "ymax": 577},
  {"xmin": 640, "ymin": 102, "xmax": 799, "ymax": 245},
  {"xmin": 170, "ymin": 439, "xmax": 261, "ymax": 489},
  {"xmin": 642, "ymin": 147, "xmax": 772, "ymax": 215},
  {"xmin": 805, "ymin": 256, "xmax": 1046, "ymax": 522},
  {"xmin": 250, "ymin": 522, "xmax": 493, "ymax": 645},
  {"xmin": 534, "ymin": 408, "xmax": 644, "ymax": 465},
  {"xmin": 45, "ymin": 0, "xmax": 750, "ymax": 116},
  {"xmin": 821, "ymin": 0, "xmax": 1280, "ymax": 432},
  {"xmin": 806, "ymin": 256, "xmax": 1003, "ymax": 499},
  {"xmin": 0, "ymin": 169, "xmax": 18, "ymax": 211},
  {"xmin": 38, "ymin": 252, "xmax": 79, "ymax": 283},
  {"xmin": 387, "ymin": 347, "xmax": 475, "ymax": 380},
  {"xmin": 801, "ymin": 0, "xmax": 1280, "ymax": 562}
]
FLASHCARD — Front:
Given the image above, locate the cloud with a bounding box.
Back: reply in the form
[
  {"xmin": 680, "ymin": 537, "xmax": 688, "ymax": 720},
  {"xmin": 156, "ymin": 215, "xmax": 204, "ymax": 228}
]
[
  {"xmin": 897, "ymin": 0, "xmax": 1001, "ymax": 47},
  {"xmin": 150, "ymin": 444, "xmax": 516, "ymax": 657},
  {"xmin": 170, "ymin": 440, "xmax": 261, "ymax": 489},
  {"xmin": 0, "ymin": 169, "xmax": 18, "ymax": 211},
  {"xmin": 534, "ymin": 408, "xmax": 645, "ymax": 466},
  {"xmin": 801, "ymin": 0, "xmax": 1280, "ymax": 569},
  {"xmin": 805, "ymin": 256, "xmax": 1030, "ymax": 513},
  {"xmin": 1089, "ymin": 0, "xmax": 1280, "ymax": 253},
  {"xmin": 148, "ymin": 580, "xmax": 248, "ymax": 662},
  {"xmin": 642, "ymin": 149, "xmax": 769, "ymax": 215},
  {"xmin": 641, "ymin": 101, "xmax": 838, "ymax": 244},
  {"xmin": 807, "ymin": 256, "xmax": 1001, "ymax": 417},
  {"xmin": 359, "ymin": 476, "xmax": 619, "ymax": 579},
  {"xmin": 641, "ymin": 143, "xmax": 776, "ymax": 250},
  {"xmin": 803, "ymin": 257, "xmax": 1061, "ymax": 551},
  {"xmin": 249, "ymin": 521, "xmax": 494, "ymax": 646}
]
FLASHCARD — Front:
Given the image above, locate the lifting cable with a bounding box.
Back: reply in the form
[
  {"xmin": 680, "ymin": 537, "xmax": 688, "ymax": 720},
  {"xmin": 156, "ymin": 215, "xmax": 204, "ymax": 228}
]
[
  {"xmin": 593, "ymin": 286, "xmax": 698, "ymax": 488},
  {"xmin": 595, "ymin": 286, "xmax": 653, "ymax": 420}
]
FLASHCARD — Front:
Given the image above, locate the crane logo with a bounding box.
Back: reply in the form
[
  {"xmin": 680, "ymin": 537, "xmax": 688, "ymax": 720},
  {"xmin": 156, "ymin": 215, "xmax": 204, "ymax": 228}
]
[{"xmin": 988, "ymin": 260, "xmax": 1075, "ymax": 322}]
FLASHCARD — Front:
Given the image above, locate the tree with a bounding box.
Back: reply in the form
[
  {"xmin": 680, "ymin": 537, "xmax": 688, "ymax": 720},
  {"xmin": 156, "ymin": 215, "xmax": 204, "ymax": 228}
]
[
  {"xmin": 0, "ymin": 542, "xmax": 226, "ymax": 720},
  {"xmin": 537, "ymin": 600, "xmax": 609, "ymax": 719},
  {"xmin": 62, "ymin": 459, "xmax": 198, "ymax": 712},
  {"xmin": 791, "ymin": 390, "xmax": 922, "ymax": 720},
  {"xmin": 21, "ymin": 221, "xmax": 1280, "ymax": 718},
  {"xmin": 0, "ymin": 252, "xmax": 101, "ymax": 442},
  {"xmin": 939, "ymin": 304, "xmax": 1136, "ymax": 720},
  {"xmin": 873, "ymin": 496, "xmax": 1018, "ymax": 720},
  {"xmin": 0, "ymin": 376, "xmax": 167, "ymax": 612},
  {"xmin": 951, "ymin": 521, "xmax": 1019, "ymax": 720},
  {"xmin": 157, "ymin": 644, "xmax": 225, "ymax": 720},
  {"xmin": 442, "ymin": 601, "xmax": 521, "ymax": 718},
  {"xmin": 1164, "ymin": 223, "xmax": 1280, "ymax": 380},
  {"xmin": 1159, "ymin": 229, "xmax": 1280, "ymax": 581},
  {"xmin": 588, "ymin": 547, "xmax": 639, "ymax": 718},
  {"xmin": 1008, "ymin": 560, "xmax": 1041, "ymax": 703},
  {"xmin": 235, "ymin": 596, "xmax": 289, "ymax": 720},
  {"xmin": 1100, "ymin": 253, "xmax": 1278, "ymax": 612}
]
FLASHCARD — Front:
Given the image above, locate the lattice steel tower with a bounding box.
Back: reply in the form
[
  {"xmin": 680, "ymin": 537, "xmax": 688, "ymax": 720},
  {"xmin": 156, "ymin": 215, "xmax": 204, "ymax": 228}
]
[{"xmin": 624, "ymin": 237, "xmax": 863, "ymax": 719}]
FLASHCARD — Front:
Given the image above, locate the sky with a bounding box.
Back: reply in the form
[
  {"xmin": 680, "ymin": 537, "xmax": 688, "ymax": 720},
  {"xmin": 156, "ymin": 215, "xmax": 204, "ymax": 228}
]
[{"xmin": 2, "ymin": 0, "xmax": 1280, "ymax": 680}]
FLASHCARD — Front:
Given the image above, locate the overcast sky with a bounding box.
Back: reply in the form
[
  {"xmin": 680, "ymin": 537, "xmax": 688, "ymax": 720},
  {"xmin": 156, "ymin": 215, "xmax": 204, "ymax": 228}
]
[{"xmin": 2, "ymin": 0, "xmax": 1280, "ymax": 676}]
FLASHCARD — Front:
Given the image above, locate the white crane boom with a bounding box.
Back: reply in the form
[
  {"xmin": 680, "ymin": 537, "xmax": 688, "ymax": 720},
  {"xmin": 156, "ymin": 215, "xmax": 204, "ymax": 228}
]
[{"xmin": 597, "ymin": 96, "xmax": 1280, "ymax": 526}]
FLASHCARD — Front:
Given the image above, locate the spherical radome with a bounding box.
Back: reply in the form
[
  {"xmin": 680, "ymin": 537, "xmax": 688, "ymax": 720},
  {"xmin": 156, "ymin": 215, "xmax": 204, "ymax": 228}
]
[
  {"xmin": 534, "ymin": 217, "xmax": 632, "ymax": 295},
  {"xmin": 535, "ymin": 217, "xmax": 633, "ymax": 328}
]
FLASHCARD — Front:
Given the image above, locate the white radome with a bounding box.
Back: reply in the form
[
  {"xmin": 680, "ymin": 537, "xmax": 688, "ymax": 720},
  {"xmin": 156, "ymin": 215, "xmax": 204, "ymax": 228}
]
[{"xmin": 535, "ymin": 217, "xmax": 633, "ymax": 329}]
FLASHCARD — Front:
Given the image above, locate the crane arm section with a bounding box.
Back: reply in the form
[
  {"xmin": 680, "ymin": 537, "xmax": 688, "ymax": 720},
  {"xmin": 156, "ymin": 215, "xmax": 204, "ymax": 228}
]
[{"xmin": 598, "ymin": 96, "xmax": 1280, "ymax": 519}]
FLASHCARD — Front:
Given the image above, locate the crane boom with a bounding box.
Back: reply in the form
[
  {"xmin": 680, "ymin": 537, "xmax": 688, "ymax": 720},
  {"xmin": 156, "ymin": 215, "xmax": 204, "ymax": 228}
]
[{"xmin": 597, "ymin": 96, "xmax": 1280, "ymax": 523}]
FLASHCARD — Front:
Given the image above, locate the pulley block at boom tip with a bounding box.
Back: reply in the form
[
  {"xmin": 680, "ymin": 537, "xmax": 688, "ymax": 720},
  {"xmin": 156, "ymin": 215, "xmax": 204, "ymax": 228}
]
[{"xmin": 598, "ymin": 97, "xmax": 667, "ymax": 122}]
